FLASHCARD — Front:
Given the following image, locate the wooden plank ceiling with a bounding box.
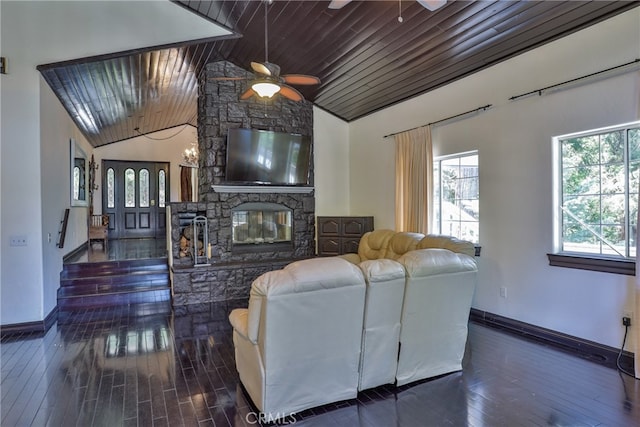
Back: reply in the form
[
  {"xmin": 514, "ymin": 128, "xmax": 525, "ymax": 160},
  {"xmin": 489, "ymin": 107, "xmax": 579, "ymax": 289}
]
[{"xmin": 38, "ymin": 1, "xmax": 638, "ymax": 147}]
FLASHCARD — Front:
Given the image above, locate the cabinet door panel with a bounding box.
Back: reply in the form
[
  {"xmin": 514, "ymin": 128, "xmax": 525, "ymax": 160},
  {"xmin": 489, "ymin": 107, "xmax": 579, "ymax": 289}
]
[
  {"xmin": 342, "ymin": 218, "xmax": 367, "ymax": 236},
  {"xmin": 318, "ymin": 237, "xmax": 341, "ymax": 256},
  {"xmin": 341, "ymin": 238, "xmax": 360, "ymax": 254},
  {"xmin": 317, "ymin": 216, "xmax": 373, "ymax": 256},
  {"xmin": 318, "ymin": 217, "xmax": 341, "ymax": 236}
]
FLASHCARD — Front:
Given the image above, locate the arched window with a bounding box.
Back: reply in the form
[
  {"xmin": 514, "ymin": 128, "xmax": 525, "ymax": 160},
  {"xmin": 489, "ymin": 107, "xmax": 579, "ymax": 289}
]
[
  {"xmin": 73, "ymin": 166, "xmax": 81, "ymax": 200},
  {"xmin": 107, "ymin": 168, "xmax": 115, "ymax": 208},
  {"xmin": 158, "ymin": 170, "xmax": 166, "ymax": 208},
  {"xmin": 139, "ymin": 169, "xmax": 150, "ymax": 207},
  {"xmin": 125, "ymin": 168, "xmax": 135, "ymax": 207}
]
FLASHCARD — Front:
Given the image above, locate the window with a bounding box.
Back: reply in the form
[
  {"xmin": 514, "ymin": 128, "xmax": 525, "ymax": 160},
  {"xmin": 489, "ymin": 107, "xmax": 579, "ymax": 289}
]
[
  {"xmin": 107, "ymin": 168, "xmax": 115, "ymax": 208},
  {"xmin": 433, "ymin": 151, "xmax": 479, "ymax": 243},
  {"xmin": 158, "ymin": 170, "xmax": 166, "ymax": 208},
  {"xmin": 124, "ymin": 168, "xmax": 135, "ymax": 207},
  {"xmin": 139, "ymin": 169, "xmax": 150, "ymax": 208},
  {"xmin": 555, "ymin": 122, "xmax": 640, "ymax": 261}
]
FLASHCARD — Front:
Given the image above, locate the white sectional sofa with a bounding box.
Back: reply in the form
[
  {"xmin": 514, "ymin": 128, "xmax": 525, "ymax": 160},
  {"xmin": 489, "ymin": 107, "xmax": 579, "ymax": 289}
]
[{"xmin": 229, "ymin": 229, "xmax": 477, "ymax": 415}]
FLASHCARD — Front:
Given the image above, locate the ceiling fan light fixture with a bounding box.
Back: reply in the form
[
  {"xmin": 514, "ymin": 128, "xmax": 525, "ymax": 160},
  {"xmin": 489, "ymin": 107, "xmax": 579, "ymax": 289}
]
[
  {"xmin": 416, "ymin": 0, "xmax": 446, "ymax": 11},
  {"xmin": 252, "ymin": 80, "xmax": 281, "ymax": 98}
]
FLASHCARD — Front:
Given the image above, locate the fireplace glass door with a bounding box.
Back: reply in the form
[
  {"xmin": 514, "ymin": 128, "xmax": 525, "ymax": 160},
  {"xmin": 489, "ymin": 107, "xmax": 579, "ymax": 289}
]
[{"xmin": 232, "ymin": 203, "xmax": 292, "ymax": 245}]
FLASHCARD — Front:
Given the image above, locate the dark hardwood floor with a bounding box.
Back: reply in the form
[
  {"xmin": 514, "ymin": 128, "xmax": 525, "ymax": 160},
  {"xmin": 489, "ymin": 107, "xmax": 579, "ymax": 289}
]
[
  {"xmin": 2, "ymin": 300, "xmax": 640, "ymax": 426},
  {"xmin": 66, "ymin": 238, "xmax": 168, "ymax": 264}
]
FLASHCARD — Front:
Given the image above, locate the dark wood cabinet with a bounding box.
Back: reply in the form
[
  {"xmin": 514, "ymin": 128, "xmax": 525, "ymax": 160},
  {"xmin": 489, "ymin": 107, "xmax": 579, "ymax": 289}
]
[{"xmin": 317, "ymin": 216, "xmax": 374, "ymax": 256}]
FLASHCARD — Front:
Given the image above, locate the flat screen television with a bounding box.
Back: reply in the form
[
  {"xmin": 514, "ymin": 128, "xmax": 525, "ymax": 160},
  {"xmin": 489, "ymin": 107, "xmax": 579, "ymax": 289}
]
[{"xmin": 225, "ymin": 128, "xmax": 312, "ymax": 186}]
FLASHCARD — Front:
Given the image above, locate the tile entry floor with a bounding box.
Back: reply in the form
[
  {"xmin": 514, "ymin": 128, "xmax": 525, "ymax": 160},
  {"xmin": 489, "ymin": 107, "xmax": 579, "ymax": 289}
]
[{"xmin": 2, "ymin": 301, "xmax": 640, "ymax": 426}]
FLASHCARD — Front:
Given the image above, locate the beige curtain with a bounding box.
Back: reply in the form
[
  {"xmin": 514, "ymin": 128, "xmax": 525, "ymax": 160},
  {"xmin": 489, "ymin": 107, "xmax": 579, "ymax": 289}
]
[
  {"xmin": 180, "ymin": 166, "xmax": 199, "ymax": 202},
  {"xmin": 180, "ymin": 166, "xmax": 192, "ymax": 202},
  {"xmin": 394, "ymin": 126, "xmax": 433, "ymax": 233}
]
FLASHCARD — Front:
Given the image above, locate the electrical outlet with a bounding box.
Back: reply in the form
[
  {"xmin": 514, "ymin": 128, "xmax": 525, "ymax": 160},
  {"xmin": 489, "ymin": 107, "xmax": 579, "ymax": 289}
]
[
  {"xmin": 623, "ymin": 316, "xmax": 632, "ymax": 327},
  {"xmin": 9, "ymin": 235, "xmax": 27, "ymax": 246},
  {"xmin": 500, "ymin": 287, "xmax": 507, "ymax": 298}
]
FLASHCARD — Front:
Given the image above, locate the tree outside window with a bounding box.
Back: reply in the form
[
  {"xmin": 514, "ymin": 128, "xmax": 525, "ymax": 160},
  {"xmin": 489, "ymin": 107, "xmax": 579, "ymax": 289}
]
[{"xmin": 557, "ymin": 123, "xmax": 640, "ymax": 258}]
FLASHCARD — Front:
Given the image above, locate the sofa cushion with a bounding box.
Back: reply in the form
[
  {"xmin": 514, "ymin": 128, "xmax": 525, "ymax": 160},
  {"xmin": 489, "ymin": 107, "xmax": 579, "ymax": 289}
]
[
  {"xmin": 385, "ymin": 232, "xmax": 425, "ymax": 260},
  {"xmin": 359, "ymin": 258, "xmax": 406, "ymax": 283},
  {"xmin": 358, "ymin": 229, "xmax": 396, "ymax": 261},
  {"xmin": 418, "ymin": 234, "xmax": 476, "ymax": 258},
  {"xmin": 251, "ymin": 256, "xmax": 365, "ymax": 297},
  {"xmin": 399, "ymin": 248, "xmax": 477, "ymax": 277},
  {"xmin": 357, "ymin": 258, "xmax": 406, "ymax": 391}
]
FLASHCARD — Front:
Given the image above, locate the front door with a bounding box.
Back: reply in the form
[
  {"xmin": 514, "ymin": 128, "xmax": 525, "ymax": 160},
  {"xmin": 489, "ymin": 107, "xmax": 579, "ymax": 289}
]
[{"xmin": 103, "ymin": 161, "xmax": 169, "ymax": 239}]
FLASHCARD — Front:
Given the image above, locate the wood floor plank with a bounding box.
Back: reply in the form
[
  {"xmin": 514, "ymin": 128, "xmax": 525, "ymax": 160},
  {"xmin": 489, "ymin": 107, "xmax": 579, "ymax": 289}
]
[{"xmin": 2, "ymin": 302, "xmax": 640, "ymax": 426}]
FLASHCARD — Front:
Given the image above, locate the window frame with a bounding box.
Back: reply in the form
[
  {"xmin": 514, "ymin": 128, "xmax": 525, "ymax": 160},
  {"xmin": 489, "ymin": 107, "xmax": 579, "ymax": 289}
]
[
  {"xmin": 551, "ymin": 121, "xmax": 640, "ymax": 275},
  {"xmin": 432, "ymin": 150, "xmax": 480, "ymax": 244}
]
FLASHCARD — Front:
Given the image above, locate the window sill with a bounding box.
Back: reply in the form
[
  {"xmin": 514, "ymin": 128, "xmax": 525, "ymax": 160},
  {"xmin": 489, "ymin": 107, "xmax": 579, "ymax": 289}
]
[{"xmin": 547, "ymin": 253, "xmax": 634, "ymax": 275}]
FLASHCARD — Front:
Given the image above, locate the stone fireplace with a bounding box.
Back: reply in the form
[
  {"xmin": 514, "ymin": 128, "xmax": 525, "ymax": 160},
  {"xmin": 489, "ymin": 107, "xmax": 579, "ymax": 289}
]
[{"xmin": 169, "ymin": 61, "xmax": 315, "ymax": 305}]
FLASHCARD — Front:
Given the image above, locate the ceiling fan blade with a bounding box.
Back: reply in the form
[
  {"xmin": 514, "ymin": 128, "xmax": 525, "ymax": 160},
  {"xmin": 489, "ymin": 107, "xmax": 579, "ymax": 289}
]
[
  {"xmin": 328, "ymin": 0, "xmax": 352, "ymax": 9},
  {"xmin": 279, "ymin": 85, "xmax": 304, "ymax": 102},
  {"xmin": 251, "ymin": 61, "xmax": 272, "ymax": 76},
  {"xmin": 240, "ymin": 87, "xmax": 257, "ymax": 100},
  {"xmin": 416, "ymin": 0, "xmax": 446, "ymax": 11},
  {"xmin": 282, "ymin": 74, "xmax": 321, "ymax": 86},
  {"xmin": 251, "ymin": 61, "xmax": 282, "ymax": 77}
]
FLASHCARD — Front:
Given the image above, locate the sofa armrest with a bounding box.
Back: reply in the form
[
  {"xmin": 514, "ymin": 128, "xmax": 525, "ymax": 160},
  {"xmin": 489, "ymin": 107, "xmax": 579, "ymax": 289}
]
[
  {"xmin": 229, "ymin": 308, "xmax": 253, "ymax": 342},
  {"xmin": 339, "ymin": 253, "xmax": 362, "ymax": 264}
]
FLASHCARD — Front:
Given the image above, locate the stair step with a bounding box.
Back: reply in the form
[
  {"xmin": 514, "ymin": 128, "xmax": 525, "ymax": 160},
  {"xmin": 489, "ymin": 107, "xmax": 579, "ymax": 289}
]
[
  {"xmin": 59, "ymin": 255, "xmax": 171, "ymax": 311},
  {"xmin": 61, "ymin": 258, "xmax": 168, "ymax": 280},
  {"xmin": 58, "ymin": 289, "xmax": 171, "ymax": 311},
  {"xmin": 59, "ymin": 270, "xmax": 169, "ymax": 288},
  {"xmin": 57, "ymin": 280, "xmax": 169, "ymax": 298}
]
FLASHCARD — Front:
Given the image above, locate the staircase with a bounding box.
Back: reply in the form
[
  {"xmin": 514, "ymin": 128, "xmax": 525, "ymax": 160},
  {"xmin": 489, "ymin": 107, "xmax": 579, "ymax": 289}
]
[{"xmin": 58, "ymin": 258, "xmax": 171, "ymax": 312}]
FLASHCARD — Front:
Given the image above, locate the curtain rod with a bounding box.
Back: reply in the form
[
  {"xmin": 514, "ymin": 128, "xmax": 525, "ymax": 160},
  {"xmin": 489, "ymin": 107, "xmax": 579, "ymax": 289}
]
[
  {"xmin": 383, "ymin": 104, "xmax": 493, "ymax": 139},
  {"xmin": 509, "ymin": 58, "xmax": 640, "ymax": 101}
]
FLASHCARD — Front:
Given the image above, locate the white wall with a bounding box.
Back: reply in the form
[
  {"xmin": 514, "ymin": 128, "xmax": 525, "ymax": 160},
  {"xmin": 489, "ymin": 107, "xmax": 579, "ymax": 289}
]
[
  {"xmin": 94, "ymin": 126, "xmax": 198, "ymax": 212},
  {"xmin": 348, "ymin": 8, "xmax": 640, "ymax": 349},
  {"xmin": 40, "ymin": 79, "xmax": 94, "ymax": 317},
  {"xmin": 313, "ymin": 107, "xmax": 351, "ymax": 216},
  {"xmin": 0, "ymin": 1, "xmax": 229, "ymax": 325}
]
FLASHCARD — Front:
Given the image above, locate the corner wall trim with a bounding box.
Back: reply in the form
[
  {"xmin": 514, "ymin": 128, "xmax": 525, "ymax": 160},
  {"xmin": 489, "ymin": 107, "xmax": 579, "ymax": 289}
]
[
  {"xmin": 1, "ymin": 305, "xmax": 58, "ymax": 339},
  {"xmin": 470, "ymin": 308, "xmax": 634, "ymax": 372}
]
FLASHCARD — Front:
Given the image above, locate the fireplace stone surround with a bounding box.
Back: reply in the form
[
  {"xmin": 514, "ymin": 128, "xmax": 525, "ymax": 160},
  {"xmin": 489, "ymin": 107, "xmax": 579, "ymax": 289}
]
[{"xmin": 169, "ymin": 61, "xmax": 315, "ymax": 305}]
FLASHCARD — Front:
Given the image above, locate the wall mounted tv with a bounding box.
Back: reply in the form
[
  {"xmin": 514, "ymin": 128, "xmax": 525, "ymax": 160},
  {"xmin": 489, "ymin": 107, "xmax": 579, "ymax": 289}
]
[{"xmin": 225, "ymin": 128, "xmax": 312, "ymax": 186}]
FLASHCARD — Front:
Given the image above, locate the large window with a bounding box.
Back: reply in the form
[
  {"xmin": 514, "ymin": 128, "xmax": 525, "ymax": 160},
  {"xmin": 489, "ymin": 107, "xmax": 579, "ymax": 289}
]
[
  {"xmin": 433, "ymin": 151, "xmax": 479, "ymax": 243},
  {"xmin": 555, "ymin": 122, "xmax": 640, "ymax": 260}
]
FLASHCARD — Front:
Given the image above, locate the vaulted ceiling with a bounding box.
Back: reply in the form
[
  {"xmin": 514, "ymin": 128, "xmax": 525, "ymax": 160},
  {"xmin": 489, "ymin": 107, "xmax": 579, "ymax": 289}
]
[{"xmin": 38, "ymin": 1, "xmax": 639, "ymax": 148}]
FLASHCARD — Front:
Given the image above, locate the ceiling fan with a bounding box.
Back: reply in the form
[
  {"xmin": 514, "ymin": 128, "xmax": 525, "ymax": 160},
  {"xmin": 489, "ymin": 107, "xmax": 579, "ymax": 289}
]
[
  {"xmin": 329, "ymin": 0, "xmax": 447, "ymax": 12},
  {"xmin": 212, "ymin": 0, "xmax": 320, "ymax": 102}
]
